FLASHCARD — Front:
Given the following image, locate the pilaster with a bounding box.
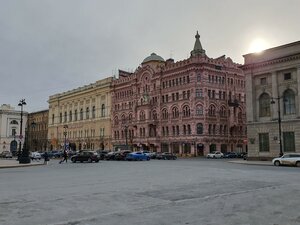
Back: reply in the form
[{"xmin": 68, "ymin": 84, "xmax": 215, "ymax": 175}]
[
  {"xmin": 297, "ymin": 67, "xmax": 300, "ymax": 117},
  {"xmin": 271, "ymin": 71, "xmax": 279, "ymax": 120}
]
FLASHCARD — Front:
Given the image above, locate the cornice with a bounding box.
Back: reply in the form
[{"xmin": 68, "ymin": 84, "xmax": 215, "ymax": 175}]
[{"xmin": 242, "ymin": 53, "xmax": 300, "ymax": 71}]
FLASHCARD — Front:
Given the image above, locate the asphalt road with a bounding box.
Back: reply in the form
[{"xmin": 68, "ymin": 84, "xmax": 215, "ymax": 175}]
[{"xmin": 0, "ymin": 158, "xmax": 299, "ymax": 225}]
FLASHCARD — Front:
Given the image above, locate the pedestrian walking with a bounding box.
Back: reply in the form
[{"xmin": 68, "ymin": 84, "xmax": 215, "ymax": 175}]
[
  {"xmin": 59, "ymin": 150, "xmax": 68, "ymax": 163},
  {"xmin": 44, "ymin": 152, "xmax": 49, "ymax": 165}
]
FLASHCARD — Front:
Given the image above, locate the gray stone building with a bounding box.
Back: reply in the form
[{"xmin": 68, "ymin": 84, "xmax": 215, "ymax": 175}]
[{"xmin": 243, "ymin": 41, "xmax": 300, "ymax": 160}]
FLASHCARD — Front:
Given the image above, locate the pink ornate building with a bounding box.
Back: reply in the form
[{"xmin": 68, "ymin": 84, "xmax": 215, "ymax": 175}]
[{"xmin": 112, "ymin": 32, "xmax": 246, "ymax": 156}]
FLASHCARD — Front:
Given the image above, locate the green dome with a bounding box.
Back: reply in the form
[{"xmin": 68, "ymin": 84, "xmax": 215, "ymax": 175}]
[{"xmin": 142, "ymin": 53, "xmax": 165, "ymax": 64}]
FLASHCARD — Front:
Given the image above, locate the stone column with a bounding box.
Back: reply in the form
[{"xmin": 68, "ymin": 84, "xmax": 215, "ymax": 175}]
[
  {"xmin": 297, "ymin": 67, "xmax": 300, "ymax": 117},
  {"xmin": 271, "ymin": 71, "xmax": 278, "ymax": 120},
  {"xmin": 179, "ymin": 143, "xmax": 182, "ymax": 155},
  {"xmin": 245, "ymin": 72, "xmax": 254, "ymax": 122},
  {"xmin": 192, "ymin": 142, "xmax": 196, "ymax": 156}
]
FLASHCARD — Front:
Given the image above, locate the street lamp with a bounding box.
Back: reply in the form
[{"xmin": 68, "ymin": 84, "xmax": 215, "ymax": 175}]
[
  {"xmin": 18, "ymin": 99, "xmax": 26, "ymax": 162},
  {"xmin": 271, "ymin": 96, "xmax": 284, "ymax": 157},
  {"xmin": 63, "ymin": 125, "xmax": 68, "ymax": 151}
]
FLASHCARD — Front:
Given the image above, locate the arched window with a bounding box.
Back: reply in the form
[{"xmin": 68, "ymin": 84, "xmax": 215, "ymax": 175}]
[
  {"xmin": 69, "ymin": 111, "xmax": 72, "ymax": 122},
  {"xmin": 114, "ymin": 116, "xmax": 119, "ymax": 125},
  {"xmin": 219, "ymin": 106, "xmax": 226, "ymax": 117},
  {"xmin": 196, "ymin": 123, "xmax": 203, "ymax": 135},
  {"xmin": 92, "ymin": 106, "xmax": 96, "ymax": 118},
  {"xmin": 162, "ymin": 108, "xmax": 168, "ymax": 119},
  {"xmin": 80, "ymin": 108, "xmax": 83, "ymax": 120},
  {"xmin": 208, "ymin": 105, "xmax": 216, "ymax": 116},
  {"xmin": 259, "ymin": 93, "xmax": 271, "ymax": 117},
  {"xmin": 152, "ymin": 110, "xmax": 157, "ymax": 120},
  {"xmin": 129, "ymin": 114, "xmax": 133, "ymax": 122},
  {"xmin": 140, "ymin": 111, "xmax": 145, "ymax": 121},
  {"xmin": 74, "ymin": 110, "xmax": 78, "ymax": 121},
  {"xmin": 64, "ymin": 111, "xmax": 67, "ymax": 122},
  {"xmin": 101, "ymin": 104, "xmax": 105, "ymax": 117},
  {"xmin": 86, "ymin": 107, "xmax": 89, "ymax": 119},
  {"xmin": 10, "ymin": 120, "xmax": 18, "ymax": 125},
  {"xmin": 283, "ymin": 89, "xmax": 296, "ymax": 115},
  {"xmin": 183, "ymin": 106, "xmax": 190, "ymax": 117},
  {"xmin": 172, "ymin": 107, "xmax": 179, "ymax": 118},
  {"xmin": 121, "ymin": 115, "xmax": 126, "ymax": 124},
  {"xmin": 196, "ymin": 105, "xmax": 203, "ymax": 116}
]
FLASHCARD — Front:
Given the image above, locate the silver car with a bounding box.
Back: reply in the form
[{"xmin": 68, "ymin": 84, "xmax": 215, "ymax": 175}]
[{"xmin": 272, "ymin": 153, "xmax": 300, "ymax": 167}]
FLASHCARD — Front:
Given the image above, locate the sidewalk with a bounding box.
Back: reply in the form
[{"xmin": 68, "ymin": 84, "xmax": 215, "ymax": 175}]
[
  {"xmin": 228, "ymin": 160, "xmax": 272, "ymax": 166},
  {"xmin": 0, "ymin": 159, "xmax": 44, "ymax": 169}
]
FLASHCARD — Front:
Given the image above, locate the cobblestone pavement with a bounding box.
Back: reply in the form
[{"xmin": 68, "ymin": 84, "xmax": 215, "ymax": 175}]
[{"xmin": 0, "ymin": 158, "xmax": 299, "ymax": 225}]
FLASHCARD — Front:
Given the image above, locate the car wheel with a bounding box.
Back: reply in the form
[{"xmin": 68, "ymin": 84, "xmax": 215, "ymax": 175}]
[
  {"xmin": 274, "ymin": 160, "xmax": 281, "ymax": 166},
  {"xmin": 95, "ymin": 159, "xmax": 99, "ymax": 163},
  {"xmin": 296, "ymin": 161, "xmax": 300, "ymax": 167},
  {"xmin": 88, "ymin": 158, "xmax": 92, "ymax": 163},
  {"xmin": 72, "ymin": 158, "xmax": 76, "ymax": 163}
]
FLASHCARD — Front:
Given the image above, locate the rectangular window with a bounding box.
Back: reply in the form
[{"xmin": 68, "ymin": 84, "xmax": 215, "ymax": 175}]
[
  {"xmin": 283, "ymin": 132, "xmax": 295, "ymax": 152},
  {"xmin": 284, "ymin": 73, "xmax": 291, "ymax": 80},
  {"xmin": 259, "ymin": 133, "xmax": 269, "ymax": 152},
  {"xmin": 260, "ymin": 77, "xmax": 267, "ymax": 85}
]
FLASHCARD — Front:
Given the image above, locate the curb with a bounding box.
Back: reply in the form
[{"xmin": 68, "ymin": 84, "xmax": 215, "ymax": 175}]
[
  {"xmin": 228, "ymin": 160, "xmax": 272, "ymax": 166},
  {"xmin": 0, "ymin": 163, "xmax": 45, "ymax": 169}
]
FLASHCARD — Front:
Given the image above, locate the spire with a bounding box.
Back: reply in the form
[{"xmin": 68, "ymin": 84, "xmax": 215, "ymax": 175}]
[{"xmin": 190, "ymin": 31, "xmax": 206, "ymax": 57}]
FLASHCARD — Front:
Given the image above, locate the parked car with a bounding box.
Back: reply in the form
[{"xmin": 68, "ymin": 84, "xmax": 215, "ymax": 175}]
[
  {"xmin": 224, "ymin": 152, "xmax": 237, "ymax": 158},
  {"xmin": 105, "ymin": 151, "xmax": 117, "ymax": 160},
  {"xmin": 272, "ymin": 153, "xmax": 300, "ymax": 167},
  {"xmin": 114, "ymin": 150, "xmax": 132, "ymax": 161},
  {"xmin": 207, "ymin": 151, "xmax": 224, "ymax": 159},
  {"xmin": 125, "ymin": 152, "xmax": 150, "ymax": 161},
  {"xmin": 149, "ymin": 152, "xmax": 157, "ymax": 159},
  {"xmin": 30, "ymin": 152, "xmax": 42, "ymax": 160},
  {"xmin": 96, "ymin": 150, "xmax": 109, "ymax": 160},
  {"xmin": 0, "ymin": 151, "xmax": 13, "ymax": 158},
  {"xmin": 156, "ymin": 152, "xmax": 177, "ymax": 160},
  {"xmin": 237, "ymin": 152, "xmax": 247, "ymax": 158},
  {"xmin": 71, "ymin": 151, "xmax": 100, "ymax": 163}
]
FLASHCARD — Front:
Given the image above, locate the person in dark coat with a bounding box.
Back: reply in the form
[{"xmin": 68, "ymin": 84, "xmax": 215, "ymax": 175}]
[
  {"xmin": 59, "ymin": 150, "xmax": 68, "ymax": 163},
  {"xmin": 44, "ymin": 152, "xmax": 49, "ymax": 165}
]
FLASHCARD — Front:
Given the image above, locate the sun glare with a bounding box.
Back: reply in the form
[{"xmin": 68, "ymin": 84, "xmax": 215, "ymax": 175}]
[{"xmin": 249, "ymin": 38, "xmax": 268, "ymax": 53}]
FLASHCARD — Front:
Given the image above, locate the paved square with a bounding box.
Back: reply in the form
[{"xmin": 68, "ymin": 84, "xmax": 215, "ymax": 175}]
[{"xmin": 0, "ymin": 158, "xmax": 299, "ymax": 225}]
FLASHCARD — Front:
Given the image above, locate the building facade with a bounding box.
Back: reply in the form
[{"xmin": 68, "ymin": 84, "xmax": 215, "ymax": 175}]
[
  {"xmin": 112, "ymin": 32, "xmax": 247, "ymax": 155},
  {"xmin": 243, "ymin": 41, "xmax": 300, "ymax": 160},
  {"xmin": 0, "ymin": 104, "xmax": 28, "ymax": 155},
  {"xmin": 27, "ymin": 110, "xmax": 49, "ymax": 152},
  {"xmin": 48, "ymin": 77, "xmax": 113, "ymax": 151}
]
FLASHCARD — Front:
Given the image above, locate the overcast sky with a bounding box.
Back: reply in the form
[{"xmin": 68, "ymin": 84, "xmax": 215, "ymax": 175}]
[{"xmin": 1, "ymin": 0, "xmax": 299, "ymax": 112}]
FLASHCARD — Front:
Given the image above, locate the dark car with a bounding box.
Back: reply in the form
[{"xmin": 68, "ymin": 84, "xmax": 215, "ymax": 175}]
[
  {"xmin": 104, "ymin": 151, "xmax": 117, "ymax": 160},
  {"xmin": 114, "ymin": 150, "xmax": 131, "ymax": 161},
  {"xmin": 156, "ymin": 152, "xmax": 177, "ymax": 160},
  {"xmin": 71, "ymin": 151, "xmax": 100, "ymax": 163},
  {"xmin": 96, "ymin": 150, "xmax": 109, "ymax": 160},
  {"xmin": 237, "ymin": 152, "xmax": 247, "ymax": 158},
  {"xmin": 224, "ymin": 152, "xmax": 237, "ymax": 158}
]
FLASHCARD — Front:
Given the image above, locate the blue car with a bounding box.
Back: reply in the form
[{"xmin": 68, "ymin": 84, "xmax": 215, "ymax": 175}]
[{"xmin": 125, "ymin": 152, "xmax": 150, "ymax": 161}]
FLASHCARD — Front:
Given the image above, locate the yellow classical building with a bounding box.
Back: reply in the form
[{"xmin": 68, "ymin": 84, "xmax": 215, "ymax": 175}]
[{"xmin": 48, "ymin": 77, "xmax": 113, "ymax": 151}]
